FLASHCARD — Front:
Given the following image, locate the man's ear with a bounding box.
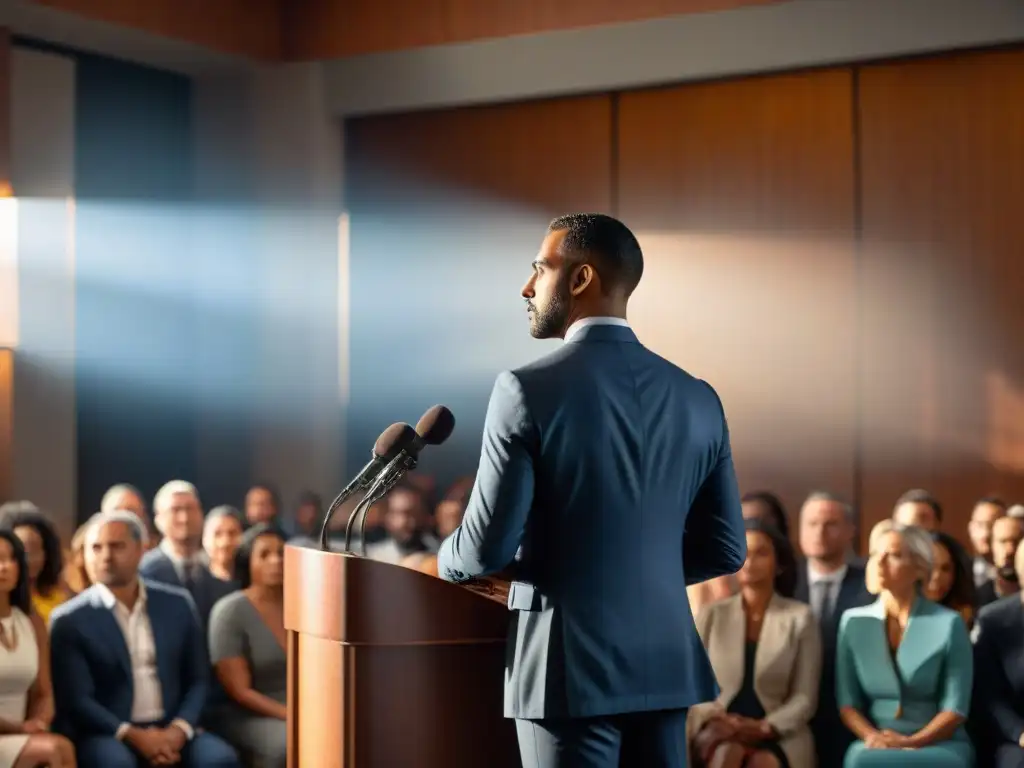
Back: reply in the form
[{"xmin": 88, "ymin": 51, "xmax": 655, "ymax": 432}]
[{"xmin": 570, "ymin": 264, "xmax": 594, "ymax": 297}]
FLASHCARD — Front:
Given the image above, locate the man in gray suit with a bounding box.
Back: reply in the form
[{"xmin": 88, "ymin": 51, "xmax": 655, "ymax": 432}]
[{"xmin": 437, "ymin": 213, "xmax": 746, "ymax": 767}]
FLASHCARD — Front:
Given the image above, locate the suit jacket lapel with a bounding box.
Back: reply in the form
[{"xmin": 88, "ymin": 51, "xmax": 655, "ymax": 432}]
[
  {"xmin": 754, "ymin": 594, "xmax": 788, "ymax": 680},
  {"xmin": 714, "ymin": 596, "xmax": 747, "ymax": 706},
  {"xmin": 90, "ymin": 591, "xmax": 133, "ymax": 679}
]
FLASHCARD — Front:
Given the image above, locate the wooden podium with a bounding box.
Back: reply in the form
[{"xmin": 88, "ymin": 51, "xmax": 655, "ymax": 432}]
[{"xmin": 283, "ymin": 545, "xmax": 521, "ymax": 768}]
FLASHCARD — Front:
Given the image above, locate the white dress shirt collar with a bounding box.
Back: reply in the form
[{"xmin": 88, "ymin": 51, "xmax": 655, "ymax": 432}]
[
  {"xmin": 563, "ymin": 316, "xmax": 630, "ymax": 344},
  {"xmin": 807, "ymin": 562, "xmax": 848, "ymax": 585},
  {"xmin": 95, "ymin": 579, "xmax": 147, "ymax": 611}
]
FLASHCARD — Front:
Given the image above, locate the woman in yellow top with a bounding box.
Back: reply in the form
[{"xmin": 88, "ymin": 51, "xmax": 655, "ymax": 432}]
[{"xmin": 0, "ymin": 503, "xmax": 72, "ymax": 624}]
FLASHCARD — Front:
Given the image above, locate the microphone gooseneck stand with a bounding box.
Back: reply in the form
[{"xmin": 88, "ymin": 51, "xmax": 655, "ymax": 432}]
[{"xmin": 344, "ymin": 450, "xmax": 419, "ymax": 555}]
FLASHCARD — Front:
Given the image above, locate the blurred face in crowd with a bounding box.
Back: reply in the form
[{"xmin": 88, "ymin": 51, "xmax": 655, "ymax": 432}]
[
  {"xmin": 87, "ymin": 521, "xmax": 142, "ymax": 588},
  {"xmin": 968, "ymin": 502, "xmax": 1004, "ymax": 558},
  {"xmin": 250, "ymin": 533, "xmax": 285, "ymax": 589},
  {"xmin": 523, "ymin": 229, "xmax": 576, "ymax": 339},
  {"xmin": 245, "ymin": 487, "xmax": 278, "ymax": 526},
  {"xmin": 13, "ymin": 525, "xmax": 45, "ymax": 584},
  {"xmin": 0, "ymin": 538, "xmax": 20, "ymax": 597},
  {"xmin": 157, "ymin": 491, "xmax": 203, "ymax": 544},
  {"xmin": 741, "ymin": 498, "xmax": 785, "ymax": 532},
  {"xmin": 991, "ymin": 516, "xmax": 1024, "ymax": 570},
  {"xmin": 435, "ymin": 500, "xmax": 465, "ymax": 540},
  {"xmin": 384, "ymin": 489, "xmax": 424, "ymax": 545},
  {"xmin": 893, "ymin": 501, "xmax": 939, "ymax": 531},
  {"xmin": 875, "ymin": 531, "xmax": 925, "ymax": 596},
  {"xmin": 204, "ymin": 514, "xmax": 243, "ymax": 570},
  {"xmin": 926, "ymin": 540, "xmax": 955, "ymax": 603},
  {"xmin": 737, "ymin": 530, "xmax": 776, "ymax": 590},
  {"xmin": 294, "ymin": 501, "xmax": 320, "ymax": 533},
  {"xmin": 799, "ymin": 498, "xmax": 852, "ymax": 564},
  {"xmin": 107, "ymin": 488, "xmax": 147, "ymax": 519}
]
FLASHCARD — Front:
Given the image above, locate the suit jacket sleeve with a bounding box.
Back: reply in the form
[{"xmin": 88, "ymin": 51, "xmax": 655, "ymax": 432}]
[
  {"xmin": 49, "ymin": 611, "xmax": 123, "ymax": 737},
  {"xmin": 437, "ymin": 370, "xmax": 535, "ymax": 582},
  {"xmin": 835, "ymin": 613, "xmax": 866, "ymax": 711},
  {"xmin": 764, "ymin": 609, "xmax": 822, "ymax": 735},
  {"xmin": 171, "ymin": 593, "xmax": 209, "ymax": 726},
  {"xmin": 683, "ymin": 391, "xmax": 745, "ymax": 585},
  {"xmin": 973, "ymin": 613, "xmax": 1023, "ymax": 741}
]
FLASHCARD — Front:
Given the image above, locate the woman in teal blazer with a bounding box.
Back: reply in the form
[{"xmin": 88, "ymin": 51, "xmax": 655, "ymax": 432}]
[{"xmin": 836, "ymin": 520, "xmax": 974, "ymax": 767}]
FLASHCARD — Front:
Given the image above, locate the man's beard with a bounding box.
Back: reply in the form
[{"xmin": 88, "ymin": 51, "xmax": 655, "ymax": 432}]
[{"xmin": 528, "ymin": 276, "xmax": 571, "ymax": 339}]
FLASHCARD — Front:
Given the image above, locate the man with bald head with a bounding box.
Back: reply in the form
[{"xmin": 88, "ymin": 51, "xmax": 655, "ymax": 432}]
[
  {"xmin": 437, "ymin": 214, "xmax": 745, "ymax": 768},
  {"xmin": 49, "ymin": 511, "xmax": 239, "ymax": 768}
]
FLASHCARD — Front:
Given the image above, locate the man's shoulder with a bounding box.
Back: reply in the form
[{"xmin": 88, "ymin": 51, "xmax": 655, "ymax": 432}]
[
  {"xmin": 143, "ymin": 578, "xmax": 193, "ymax": 609},
  {"xmin": 50, "ymin": 587, "xmax": 100, "ymax": 625},
  {"xmin": 139, "ymin": 547, "xmax": 169, "ymax": 570},
  {"xmin": 977, "ymin": 593, "xmax": 1022, "ymax": 628}
]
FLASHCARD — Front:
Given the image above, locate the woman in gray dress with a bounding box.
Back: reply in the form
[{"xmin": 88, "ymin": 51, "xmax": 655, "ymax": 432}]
[{"xmin": 208, "ymin": 523, "xmax": 287, "ymax": 768}]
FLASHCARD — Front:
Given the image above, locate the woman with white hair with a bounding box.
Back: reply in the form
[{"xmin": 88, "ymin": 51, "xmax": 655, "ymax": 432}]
[{"xmin": 836, "ymin": 521, "xmax": 974, "ymax": 767}]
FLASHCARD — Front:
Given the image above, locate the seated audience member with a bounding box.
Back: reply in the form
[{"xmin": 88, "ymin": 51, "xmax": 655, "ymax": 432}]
[
  {"xmin": 0, "ymin": 506, "xmax": 72, "ymax": 625},
  {"xmin": 62, "ymin": 515, "xmax": 99, "ymax": 595},
  {"xmin": 285, "ymin": 492, "xmax": 322, "ymax": 547},
  {"xmin": 926, "ymin": 531, "xmax": 977, "ymax": 628},
  {"xmin": 793, "ymin": 491, "xmax": 873, "ymax": 768},
  {"xmin": 0, "ymin": 529, "xmax": 76, "ymax": 767},
  {"xmin": 977, "ymin": 515, "xmax": 1023, "ymax": 607},
  {"xmin": 973, "ymin": 540, "xmax": 1024, "ymax": 768},
  {"xmin": 892, "ymin": 489, "xmax": 942, "ymax": 531},
  {"xmin": 49, "ymin": 511, "xmax": 238, "ymax": 768},
  {"xmin": 967, "ymin": 497, "xmax": 1006, "ymax": 586},
  {"xmin": 741, "ymin": 491, "xmax": 790, "ymax": 538},
  {"xmin": 243, "ymin": 485, "xmax": 284, "ymax": 533},
  {"xmin": 366, "ymin": 484, "xmax": 435, "ymax": 565},
  {"xmin": 689, "ymin": 519, "xmax": 820, "ymax": 768},
  {"xmin": 100, "ymin": 484, "xmax": 156, "ymax": 549},
  {"xmin": 140, "ymin": 481, "xmax": 234, "ymax": 629},
  {"xmin": 202, "ymin": 507, "xmax": 243, "ymax": 584},
  {"xmin": 207, "ymin": 524, "xmax": 287, "ymax": 768},
  {"xmin": 837, "ymin": 521, "xmax": 973, "ymax": 767}
]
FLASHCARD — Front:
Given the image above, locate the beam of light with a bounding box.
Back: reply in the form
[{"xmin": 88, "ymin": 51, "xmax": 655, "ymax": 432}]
[{"xmin": 0, "ymin": 196, "xmax": 19, "ymax": 349}]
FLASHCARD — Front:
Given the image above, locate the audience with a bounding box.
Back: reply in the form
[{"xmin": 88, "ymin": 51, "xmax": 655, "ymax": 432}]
[
  {"xmin": 977, "ymin": 515, "xmax": 1024, "ymax": 607},
  {"xmin": 967, "ymin": 496, "xmax": 1007, "ymax": 586},
  {"xmin": 927, "ymin": 531, "xmax": 978, "ymax": 628},
  {"xmin": 973, "ymin": 541, "xmax": 1024, "ymax": 768},
  {"xmin": 690, "ymin": 519, "xmax": 819, "ymax": 768},
  {"xmin": 0, "ymin": 505, "xmax": 73, "ymax": 624},
  {"xmin": 202, "ymin": 507, "xmax": 244, "ymax": 585},
  {"xmin": 837, "ymin": 520, "xmax": 974, "ymax": 767},
  {"xmin": 140, "ymin": 481, "xmax": 234, "ymax": 629},
  {"xmin": 0, "ymin": 529, "xmax": 76, "ymax": 767},
  {"xmin": 207, "ymin": 524, "xmax": 287, "ymax": 768},
  {"xmin": 50, "ymin": 511, "xmax": 239, "ymax": 768},
  {"xmin": 99, "ymin": 484, "xmax": 155, "ymax": 549},
  {"xmin": 792, "ymin": 491, "xmax": 873, "ymax": 768},
  {"xmin": 7, "ymin": 465, "xmax": 1024, "ymax": 768}
]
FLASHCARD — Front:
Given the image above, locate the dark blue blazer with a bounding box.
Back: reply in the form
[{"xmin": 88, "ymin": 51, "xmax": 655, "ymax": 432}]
[
  {"xmin": 974, "ymin": 595, "xmax": 1024, "ymax": 746},
  {"xmin": 138, "ymin": 547, "xmax": 237, "ymax": 628},
  {"xmin": 49, "ymin": 580, "xmax": 209, "ymax": 740},
  {"xmin": 437, "ymin": 323, "xmax": 746, "ymax": 719}
]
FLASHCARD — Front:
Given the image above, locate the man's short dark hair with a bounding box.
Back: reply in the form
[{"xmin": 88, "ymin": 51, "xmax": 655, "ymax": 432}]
[
  {"xmin": 894, "ymin": 488, "xmax": 943, "ymax": 522},
  {"xmin": 975, "ymin": 495, "xmax": 1006, "ymax": 509},
  {"xmin": 548, "ymin": 213, "xmax": 644, "ymax": 296}
]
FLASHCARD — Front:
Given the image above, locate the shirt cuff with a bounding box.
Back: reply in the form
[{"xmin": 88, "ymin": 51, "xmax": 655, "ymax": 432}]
[
  {"xmin": 170, "ymin": 718, "xmax": 194, "ymax": 741},
  {"xmin": 115, "ymin": 723, "xmax": 132, "ymax": 741}
]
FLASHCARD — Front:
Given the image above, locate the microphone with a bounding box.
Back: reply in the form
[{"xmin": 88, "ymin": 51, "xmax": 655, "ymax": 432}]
[
  {"xmin": 347, "ymin": 405, "xmax": 456, "ymax": 554},
  {"xmin": 319, "ymin": 422, "xmax": 419, "ymax": 551}
]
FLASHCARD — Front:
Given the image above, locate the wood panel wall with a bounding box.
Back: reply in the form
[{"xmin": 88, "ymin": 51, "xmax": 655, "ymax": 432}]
[
  {"xmin": 618, "ymin": 69, "xmax": 858, "ymax": 523},
  {"xmin": 858, "ymin": 48, "xmax": 1024, "ymax": 538},
  {"xmin": 346, "ymin": 46, "xmax": 1024, "ymax": 546},
  {"xmin": 283, "ymin": 0, "xmax": 782, "ymax": 60},
  {"xmin": 0, "ymin": 28, "xmax": 9, "ymax": 197}
]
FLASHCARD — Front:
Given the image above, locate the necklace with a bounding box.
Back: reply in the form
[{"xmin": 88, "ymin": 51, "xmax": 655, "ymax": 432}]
[{"xmin": 0, "ymin": 618, "xmax": 18, "ymax": 652}]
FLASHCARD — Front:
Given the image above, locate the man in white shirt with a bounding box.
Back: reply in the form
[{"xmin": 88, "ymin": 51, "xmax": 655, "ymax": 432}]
[{"xmin": 50, "ymin": 510, "xmax": 239, "ymax": 768}]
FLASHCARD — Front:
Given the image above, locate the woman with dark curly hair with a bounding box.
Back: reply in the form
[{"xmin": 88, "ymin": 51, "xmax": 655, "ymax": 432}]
[
  {"xmin": 0, "ymin": 529, "xmax": 76, "ymax": 767},
  {"xmin": 926, "ymin": 530, "xmax": 978, "ymax": 629},
  {"xmin": 0, "ymin": 504, "xmax": 71, "ymax": 625}
]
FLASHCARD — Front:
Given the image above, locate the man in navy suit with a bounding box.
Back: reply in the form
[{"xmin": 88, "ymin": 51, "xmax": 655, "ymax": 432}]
[
  {"xmin": 50, "ymin": 510, "xmax": 239, "ymax": 768},
  {"xmin": 973, "ymin": 544, "xmax": 1024, "ymax": 768},
  {"xmin": 437, "ymin": 213, "xmax": 746, "ymax": 767},
  {"xmin": 139, "ymin": 480, "xmax": 236, "ymax": 629}
]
